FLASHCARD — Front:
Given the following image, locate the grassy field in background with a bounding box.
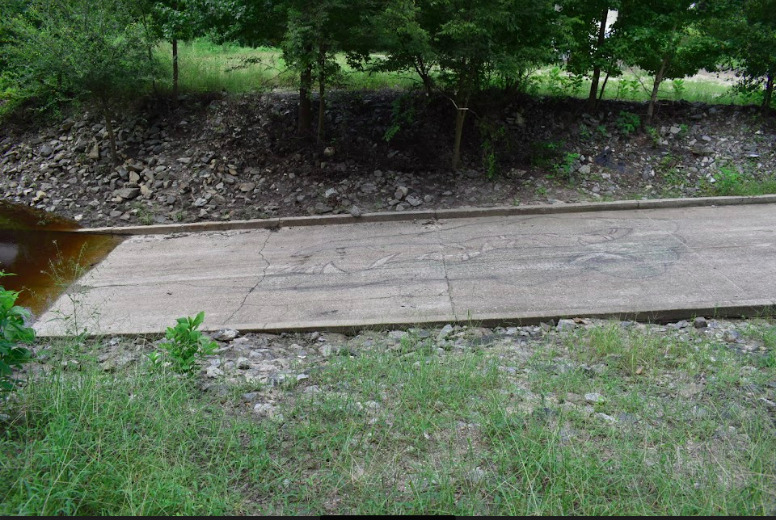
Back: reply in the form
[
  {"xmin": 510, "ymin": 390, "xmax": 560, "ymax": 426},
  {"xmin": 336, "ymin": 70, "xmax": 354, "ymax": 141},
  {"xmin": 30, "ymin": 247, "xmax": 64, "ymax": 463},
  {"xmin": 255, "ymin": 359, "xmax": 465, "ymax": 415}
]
[
  {"xmin": 155, "ymin": 38, "xmax": 762, "ymax": 107},
  {"xmin": 2, "ymin": 319, "xmax": 774, "ymax": 515}
]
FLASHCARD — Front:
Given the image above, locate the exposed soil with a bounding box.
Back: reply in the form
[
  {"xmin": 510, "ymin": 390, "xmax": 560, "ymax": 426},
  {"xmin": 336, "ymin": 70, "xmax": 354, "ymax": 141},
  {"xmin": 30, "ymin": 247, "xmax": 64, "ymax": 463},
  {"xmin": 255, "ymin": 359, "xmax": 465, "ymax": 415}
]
[{"xmin": 1, "ymin": 90, "xmax": 775, "ymax": 228}]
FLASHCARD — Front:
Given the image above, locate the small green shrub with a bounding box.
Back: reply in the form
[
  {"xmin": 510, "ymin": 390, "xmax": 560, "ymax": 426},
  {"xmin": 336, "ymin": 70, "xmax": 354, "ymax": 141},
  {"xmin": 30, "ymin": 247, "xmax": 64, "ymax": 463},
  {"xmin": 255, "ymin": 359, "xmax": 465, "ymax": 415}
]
[
  {"xmin": 383, "ymin": 93, "xmax": 417, "ymax": 143},
  {"xmin": 713, "ymin": 165, "xmax": 742, "ymax": 196},
  {"xmin": 151, "ymin": 311, "xmax": 217, "ymax": 373},
  {"xmin": 555, "ymin": 151, "xmax": 580, "ymax": 181},
  {"xmin": 616, "ymin": 111, "xmax": 641, "ymax": 136},
  {"xmin": 530, "ymin": 140, "xmax": 563, "ymax": 169},
  {"xmin": 479, "ymin": 121, "xmax": 508, "ymax": 179},
  {"xmin": 0, "ymin": 273, "xmax": 34, "ymax": 392},
  {"xmin": 672, "ymin": 78, "xmax": 686, "ymax": 99},
  {"xmin": 645, "ymin": 126, "xmax": 661, "ymax": 147}
]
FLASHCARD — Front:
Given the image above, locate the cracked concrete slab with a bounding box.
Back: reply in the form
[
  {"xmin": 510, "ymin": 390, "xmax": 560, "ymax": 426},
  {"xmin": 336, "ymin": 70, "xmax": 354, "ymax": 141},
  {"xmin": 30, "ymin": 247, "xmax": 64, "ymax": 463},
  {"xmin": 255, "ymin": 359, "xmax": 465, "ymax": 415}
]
[{"xmin": 33, "ymin": 203, "xmax": 776, "ymax": 336}]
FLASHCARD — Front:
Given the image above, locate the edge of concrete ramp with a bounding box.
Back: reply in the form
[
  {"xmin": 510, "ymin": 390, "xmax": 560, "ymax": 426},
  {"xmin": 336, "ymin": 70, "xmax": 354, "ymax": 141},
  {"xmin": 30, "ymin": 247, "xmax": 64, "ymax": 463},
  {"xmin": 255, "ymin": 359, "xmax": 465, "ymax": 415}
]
[{"xmin": 74, "ymin": 194, "xmax": 776, "ymax": 236}]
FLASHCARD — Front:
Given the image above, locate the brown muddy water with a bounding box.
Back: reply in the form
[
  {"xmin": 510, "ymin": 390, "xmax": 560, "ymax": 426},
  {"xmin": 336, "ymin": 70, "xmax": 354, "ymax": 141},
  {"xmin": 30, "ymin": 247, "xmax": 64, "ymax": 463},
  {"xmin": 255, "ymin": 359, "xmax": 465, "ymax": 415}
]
[{"xmin": 0, "ymin": 201, "xmax": 121, "ymax": 318}]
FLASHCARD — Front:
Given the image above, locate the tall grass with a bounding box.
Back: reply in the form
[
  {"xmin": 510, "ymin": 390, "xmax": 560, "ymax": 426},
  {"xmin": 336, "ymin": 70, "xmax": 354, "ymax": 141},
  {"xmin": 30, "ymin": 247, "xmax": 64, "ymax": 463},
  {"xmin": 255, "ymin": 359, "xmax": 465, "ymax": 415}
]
[{"xmin": 0, "ymin": 343, "xmax": 269, "ymax": 515}]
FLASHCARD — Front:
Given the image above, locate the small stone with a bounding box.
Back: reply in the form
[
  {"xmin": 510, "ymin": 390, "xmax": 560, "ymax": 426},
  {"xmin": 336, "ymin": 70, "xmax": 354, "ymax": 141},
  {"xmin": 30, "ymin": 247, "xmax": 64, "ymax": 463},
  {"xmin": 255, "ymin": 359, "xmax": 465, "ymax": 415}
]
[
  {"xmin": 723, "ymin": 330, "xmax": 741, "ymax": 343},
  {"xmin": 595, "ymin": 412, "xmax": 617, "ymax": 424},
  {"xmin": 693, "ymin": 317, "xmax": 708, "ymax": 329},
  {"xmin": 87, "ymin": 143, "xmax": 100, "ymax": 160},
  {"xmin": 324, "ymin": 188, "xmax": 338, "ymax": 199},
  {"xmin": 212, "ymin": 328, "xmax": 238, "ymax": 341},
  {"xmin": 206, "ymin": 366, "xmax": 223, "ymax": 378},
  {"xmin": 194, "ymin": 197, "xmax": 208, "ymax": 208},
  {"xmin": 464, "ymin": 467, "xmax": 486, "ymax": 485},
  {"xmin": 253, "ymin": 403, "xmax": 277, "ymax": 417},
  {"xmin": 578, "ymin": 164, "xmax": 591, "ymax": 175},
  {"xmin": 437, "ymin": 324, "xmax": 454, "ymax": 342},
  {"xmin": 405, "ymin": 195, "xmax": 422, "ymax": 207},
  {"xmin": 585, "ymin": 393, "xmax": 605, "ymax": 405},
  {"xmin": 323, "ymin": 147, "xmax": 336, "ymax": 158},
  {"xmin": 314, "ymin": 203, "xmax": 333, "ymax": 214},
  {"xmin": 236, "ymin": 357, "xmax": 251, "ymax": 369},
  {"xmin": 556, "ymin": 319, "xmax": 576, "ymax": 332},
  {"xmin": 394, "ymin": 186, "xmax": 409, "ymax": 200},
  {"xmin": 239, "ymin": 182, "xmax": 256, "ymax": 192},
  {"xmin": 177, "ymin": 157, "xmax": 192, "ymax": 164},
  {"xmin": 242, "ymin": 392, "xmax": 260, "ymax": 402},
  {"xmin": 349, "ymin": 205, "xmax": 362, "ymax": 217},
  {"xmin": 320, "ymin": 344, "xmax": 338, "ymax": 357},
  {"xmin": 40, "ymin": 144, "xmax": 53, "ymax": 157}
]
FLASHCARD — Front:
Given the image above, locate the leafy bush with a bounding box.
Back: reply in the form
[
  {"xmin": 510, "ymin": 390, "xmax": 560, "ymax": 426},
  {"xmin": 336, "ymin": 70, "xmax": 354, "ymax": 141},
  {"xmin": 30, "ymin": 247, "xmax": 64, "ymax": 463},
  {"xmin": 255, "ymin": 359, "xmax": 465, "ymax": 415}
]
[
  {"xmin": 714, "ymin": 166, "xmax": 742, "ymax": 196},
  {"xmin": 616, "ymin": 111, "xmax": 641, "ymax": 136},
  {"xmin": 0, "ymin": 273, "xmax": 34, "ymax": 392},
  {"xmin": 151, "ymin": 311, "xmax": 217, "ymax": 373}
]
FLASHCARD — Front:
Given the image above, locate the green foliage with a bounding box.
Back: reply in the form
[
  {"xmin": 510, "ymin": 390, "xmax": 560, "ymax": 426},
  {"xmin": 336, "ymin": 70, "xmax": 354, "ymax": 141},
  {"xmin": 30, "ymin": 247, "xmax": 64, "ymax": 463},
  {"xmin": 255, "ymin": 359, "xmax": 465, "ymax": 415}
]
[
  {"xmin": 702, "ymin": 164, "xmax": 776, "ymax": 197},
  {"xmin": 555, "ymin": 151, "xmax": 581, "ymax": 181},
  {"xmin": 530, "ymin": 140, "xmax": 564, "ymax": 169},
  {"xmin": 0, "ymin": 354, "xmax": 265, "ymax": 515},
  {"xmin": 478, "ymin": 120, "xmax": 508, "ymax": 179},
  {"xmin": 384, "ymin": 93, "xmax": 417, "ymax": 143},
  {"xmin": 544, "ymin": 67, "xmax": 585, "ymax": 97},
  {"xmin": 615, "ymin": 110, "xmax": 640, "ymax": 136},
  {"xmin": 671, "ymin": 78, "xmax": 686, "ymax": 99},
  {"xmin": 0, "ymin": 273, "xmax": 34, "ymax": 393},
  {"xmin": 614, "ymin": 77, "xmax": 640, "ymax": 100},
  {"xmin": 152, "ymin": 311, "xmax": 217, "ymax": 373},
  {"xmin": 716, "ymin": 0, "xmax": 776, "ymax": 110},
  {"xmin": 645, "ymin": 125, "xmax": 661, "ymax": 146},
  {"xmin": 4, "ymin": 0, "xmax": 158, "ymax": 109}
]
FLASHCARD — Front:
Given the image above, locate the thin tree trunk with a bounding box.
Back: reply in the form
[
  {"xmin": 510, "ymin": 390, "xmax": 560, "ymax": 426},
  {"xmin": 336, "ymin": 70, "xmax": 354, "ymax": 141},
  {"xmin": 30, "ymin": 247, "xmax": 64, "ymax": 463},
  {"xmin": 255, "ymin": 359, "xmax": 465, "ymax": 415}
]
[
  {"xmin": 647, "ymin": 56, "xmax": 670, "ymax": 125},
  {"xmin": 101, "ymin": 99, "xmax": 118, "ymax": 166},
  {"xmin": 587, "ymin": 9, "xmax": 609, "ymax": 110},
  {"xmin": 763, "ymin": 73, "xmax": 774, "ymax": 111},
  {"xmin": 317, "ymin": 45, "xmax": 326, "ymax": 145},
  {"xmin": 298, "ymin": 62, "xmax": 313, "ymax": 136},
  {"xmin": 172, "ymin": 38, "xmax": 179, "ymax": 104},
  {"xmin": 598, "ymin": 70, "xmax": 611, "ymax": 100},
  {"xmin": 413, "ymin": 56, "xmax": 434, "ymax": 96},
  {"xmin": 452, "ymin": 108, "xmax": 466, "ymax": 170}
]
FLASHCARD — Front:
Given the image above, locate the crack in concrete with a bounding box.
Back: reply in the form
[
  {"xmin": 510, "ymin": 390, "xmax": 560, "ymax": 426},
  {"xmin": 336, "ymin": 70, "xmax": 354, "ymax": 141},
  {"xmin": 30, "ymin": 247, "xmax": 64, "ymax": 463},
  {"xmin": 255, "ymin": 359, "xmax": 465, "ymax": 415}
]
[
  {"xmin": 223, "ymin": 231, "xmax": 273, "ymax": 326},
  {"xmin": 435, "ymin": 225, "xmax": 458, "ymax": 321}
]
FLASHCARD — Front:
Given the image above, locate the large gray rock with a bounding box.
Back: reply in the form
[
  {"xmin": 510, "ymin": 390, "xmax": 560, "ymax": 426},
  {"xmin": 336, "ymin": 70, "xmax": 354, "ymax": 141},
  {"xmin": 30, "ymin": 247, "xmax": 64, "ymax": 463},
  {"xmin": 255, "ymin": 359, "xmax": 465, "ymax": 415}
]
[{"xmin": 115, "ymin": 187, "xmax": 140, "ymax": 200}]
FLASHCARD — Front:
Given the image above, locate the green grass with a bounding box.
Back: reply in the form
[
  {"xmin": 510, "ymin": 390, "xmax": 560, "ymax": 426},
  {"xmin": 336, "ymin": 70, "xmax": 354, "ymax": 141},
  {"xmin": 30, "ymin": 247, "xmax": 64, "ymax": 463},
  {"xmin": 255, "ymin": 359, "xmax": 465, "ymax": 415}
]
[
  {"xmin": 701, "ymin": 165, "xmax": 776, "ymax": 197},
  {"xmin": 0, "ymin": 339, "xmax": 270, "ymax": 515},
  {"xmin": 154, "ymin": 38, "xmax": 419, "ymax": 95},
  {"xmin": 157, "ymin": 38, "xmax": 766, "ymax": 108},
  {"xmin": 2, "ymin": 322, "xmax": 775, "ymax": 515}
]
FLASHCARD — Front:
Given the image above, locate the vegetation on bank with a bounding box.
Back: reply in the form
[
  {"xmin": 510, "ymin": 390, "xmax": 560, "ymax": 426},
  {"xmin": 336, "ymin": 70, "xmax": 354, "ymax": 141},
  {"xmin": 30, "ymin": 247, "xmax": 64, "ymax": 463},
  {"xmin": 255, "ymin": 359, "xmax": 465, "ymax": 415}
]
[
  {"xmin": 1, "ymin": 307, "xmax": 775, "ymax": 514},
  {"xmin": 1, "ymin": 1, "xmax": 775, "ymax": 169}
]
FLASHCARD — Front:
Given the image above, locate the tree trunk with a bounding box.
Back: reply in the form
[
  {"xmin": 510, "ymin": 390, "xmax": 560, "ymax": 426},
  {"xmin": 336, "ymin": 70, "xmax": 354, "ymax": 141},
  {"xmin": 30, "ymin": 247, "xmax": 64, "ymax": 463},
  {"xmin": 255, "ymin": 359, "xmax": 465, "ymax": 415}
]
[
  {"xmin": 598, "ymin": 70, "xmax": 610, "ymax": 101},
  {"xmin": 317, "ymin": 46, "xmax": 326, "ymax": 145},
  {"xmin": 101, "ymin": 99, "xmax": 118, "ymax": 166},
  {"xmin": 763, "ymin": 73, "xmax": 774, "ymax": 112},
  {"xmin": 587, "ymin": 9, "xmax": 609, "ymax": 110},
  {"xmin": 452, "ymin": 107, "xmax": 467, "ymax": 170},
  {"xmin": 298, "ymin": 63, "xmax": 313, "ymax": 136},
  {"xmin": 647, "ymin": 56, "xmax": 670, "ymax": 125},
  {"xmin": 172, "ymin": 38, "xmax": 179, "ymax": 105}
]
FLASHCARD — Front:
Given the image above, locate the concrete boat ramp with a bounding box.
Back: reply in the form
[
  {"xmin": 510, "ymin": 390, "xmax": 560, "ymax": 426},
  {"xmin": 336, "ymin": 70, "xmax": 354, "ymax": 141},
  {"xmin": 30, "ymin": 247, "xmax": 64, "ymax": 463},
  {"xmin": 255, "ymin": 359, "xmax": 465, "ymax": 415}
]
[{"xmin": 33, "ymin": 198, "xmax": 776, "ymax": 337}]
